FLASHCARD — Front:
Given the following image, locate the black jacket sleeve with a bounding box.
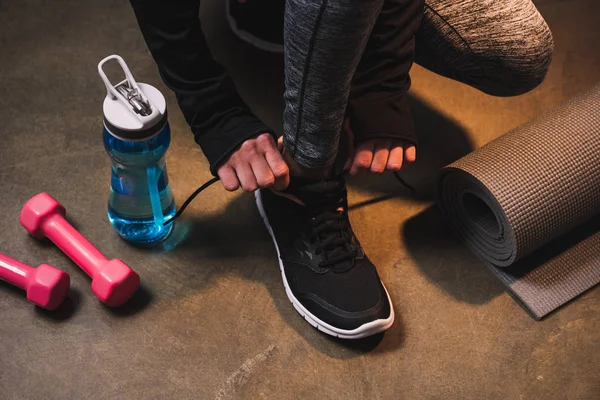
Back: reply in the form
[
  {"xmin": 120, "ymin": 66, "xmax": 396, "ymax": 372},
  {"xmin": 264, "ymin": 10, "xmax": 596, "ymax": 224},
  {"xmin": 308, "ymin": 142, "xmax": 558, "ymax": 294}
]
[
  {"xmin": 129, "ymin": 0, "xmax": 274, "ymax": 175},
  {"xmin": 348, "ymin": 0, "xmax": 424, "ymax": 146}
]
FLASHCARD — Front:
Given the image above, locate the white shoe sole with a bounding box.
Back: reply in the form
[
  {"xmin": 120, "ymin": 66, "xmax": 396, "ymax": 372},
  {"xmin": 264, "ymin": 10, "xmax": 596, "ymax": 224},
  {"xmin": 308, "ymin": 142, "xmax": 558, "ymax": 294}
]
[
  {"xmin": 255, "ymin": 190, "xmax": 395, "ymax": 339},
  {"xmin": 226, "ymin": 0, "xmax": 284, "ymax": 54}
]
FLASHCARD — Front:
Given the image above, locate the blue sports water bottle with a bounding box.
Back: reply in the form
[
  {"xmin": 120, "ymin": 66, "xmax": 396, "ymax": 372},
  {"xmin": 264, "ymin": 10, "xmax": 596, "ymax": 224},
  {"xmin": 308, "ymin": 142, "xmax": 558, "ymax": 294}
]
[{"xmin": 98, "ymin": 55, "xmax": 176, "ymax": 245}]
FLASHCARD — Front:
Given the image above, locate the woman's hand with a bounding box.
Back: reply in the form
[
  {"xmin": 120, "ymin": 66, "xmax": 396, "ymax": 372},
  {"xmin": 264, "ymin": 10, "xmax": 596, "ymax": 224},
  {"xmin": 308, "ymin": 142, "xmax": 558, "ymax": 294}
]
[
  {"xmin": 344, "ymin": 119, "xmax": 416, "ymax": 175},
  {"xmin": 217, "ymin": 133, "xmax": 290, "ymax": 192}
]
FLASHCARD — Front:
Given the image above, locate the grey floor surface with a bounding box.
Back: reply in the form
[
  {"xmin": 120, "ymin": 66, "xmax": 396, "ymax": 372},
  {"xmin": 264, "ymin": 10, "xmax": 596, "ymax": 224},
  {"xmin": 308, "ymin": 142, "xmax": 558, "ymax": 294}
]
[{"xmin": 0, "ymin": 1, "xmax": 598, "ymax": 399}]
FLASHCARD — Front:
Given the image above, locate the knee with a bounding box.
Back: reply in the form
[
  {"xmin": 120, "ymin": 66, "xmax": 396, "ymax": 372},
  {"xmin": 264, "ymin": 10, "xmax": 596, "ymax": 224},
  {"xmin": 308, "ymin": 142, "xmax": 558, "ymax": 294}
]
[{"xmin": 478, "ymin": 22, "xmax": 554, "ymax": 96}]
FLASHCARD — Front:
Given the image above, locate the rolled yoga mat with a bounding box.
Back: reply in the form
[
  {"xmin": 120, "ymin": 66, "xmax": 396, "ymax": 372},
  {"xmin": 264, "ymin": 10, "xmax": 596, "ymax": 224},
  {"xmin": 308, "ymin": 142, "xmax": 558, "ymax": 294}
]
[{"xmin": 437, "ymin": 83, "xmax": 600, "ymax": 319}]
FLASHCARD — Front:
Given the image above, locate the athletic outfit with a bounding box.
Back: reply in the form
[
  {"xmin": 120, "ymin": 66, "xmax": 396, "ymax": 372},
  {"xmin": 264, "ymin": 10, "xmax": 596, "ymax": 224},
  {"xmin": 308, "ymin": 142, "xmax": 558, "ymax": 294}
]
[
  {"xmin": 129, "ymin": 0, "xmax": 553, "ymax": 338},
  {"xmin": 229, "ymin": 0, "xmax": 553, "ymax": 167}
]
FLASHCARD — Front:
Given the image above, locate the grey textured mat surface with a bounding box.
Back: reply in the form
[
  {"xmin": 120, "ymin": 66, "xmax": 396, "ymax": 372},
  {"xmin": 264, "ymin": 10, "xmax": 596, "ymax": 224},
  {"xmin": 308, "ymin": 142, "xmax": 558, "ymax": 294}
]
[{"xmin": 437, "ymin": 83, "xmax": 600, "ymax": 319}]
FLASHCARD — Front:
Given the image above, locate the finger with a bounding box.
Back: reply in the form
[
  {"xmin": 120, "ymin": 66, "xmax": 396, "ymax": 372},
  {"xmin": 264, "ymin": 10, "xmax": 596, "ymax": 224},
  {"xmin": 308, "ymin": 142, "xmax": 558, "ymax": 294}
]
[
  {"xmin": 250, "ymin": 157, "xmax": 276, "ymax": 189},
  {"xmin": 256, "ymin": 132, "xmax": 276, "ymax": 147},
  {"xmin": 386, "ymin": 145, "xmax": 405, "ymax": 171},
  {"xmin": 350, "ymin": 141, "xmax": 375, "ymax": 175},
  {"xmin": 370, "ymin": 140, "xmax": 391, "ymax": 174},
  {"xmin": 257, "ymin": 133, "xmax": 289, "ymax": 190},
  {"xmin": 217, "ymin": 165, "xmax": 240, "ymax": 191},
  {"xmin": 255, "ymin": 132, "xmax": 280, "ymax": 156},
  {"xmin": 236, "ymin": 163, "xmax": 259, "ymax": 192},
  {"xmin": 405, "ymin": 145, "xmax": 417, "ymax": 163},
  {"xmin": 264, "ymin": 148, "xmax": 290, "ymax": 190}
]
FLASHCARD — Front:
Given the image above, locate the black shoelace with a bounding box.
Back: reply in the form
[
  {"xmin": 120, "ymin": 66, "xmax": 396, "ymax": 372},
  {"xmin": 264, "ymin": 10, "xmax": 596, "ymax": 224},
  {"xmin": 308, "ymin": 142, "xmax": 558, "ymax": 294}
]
[
  {"xmin": 163, "ymin": 171, "xmax": 415, "ymax": 227},
  {"xmin": 162, "ymin": 177, "xmax": 220, "ymax": 225},
  {"xmin": 304, "ymin": 185, "xmax": 357, "ymax": 270}
]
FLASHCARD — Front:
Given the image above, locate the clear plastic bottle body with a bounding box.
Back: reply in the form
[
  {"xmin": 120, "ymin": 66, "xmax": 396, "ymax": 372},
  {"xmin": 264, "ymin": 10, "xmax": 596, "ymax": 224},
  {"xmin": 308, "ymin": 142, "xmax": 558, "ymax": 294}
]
[{"xmin": 103, "ymin": 123, "xmax": 175, "ymax": 245}]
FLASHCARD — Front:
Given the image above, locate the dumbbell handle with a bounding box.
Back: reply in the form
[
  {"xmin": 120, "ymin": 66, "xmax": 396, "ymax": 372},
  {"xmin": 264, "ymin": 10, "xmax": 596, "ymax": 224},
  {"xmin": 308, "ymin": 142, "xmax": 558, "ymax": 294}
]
[
  {"xmin": 42, "ymin": 214, "xmax": 108, "ymax": 277},
  {"xmin": 0, "ymin": 253, "xmax": 34, "ymax": 290}
]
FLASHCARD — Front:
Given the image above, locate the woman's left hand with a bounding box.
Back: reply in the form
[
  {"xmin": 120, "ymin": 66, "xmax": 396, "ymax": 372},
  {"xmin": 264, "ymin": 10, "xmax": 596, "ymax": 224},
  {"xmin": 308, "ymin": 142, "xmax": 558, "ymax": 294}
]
[{"xmin": 344, "ymin": 119, "xmax": 417, "ymax": 175}]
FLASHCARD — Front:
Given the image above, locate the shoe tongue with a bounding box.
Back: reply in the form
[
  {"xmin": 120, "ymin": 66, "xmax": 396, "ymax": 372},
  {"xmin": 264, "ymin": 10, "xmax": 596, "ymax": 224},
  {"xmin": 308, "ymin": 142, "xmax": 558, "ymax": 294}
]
[
  {"xmin": 285, "ymin": 175, "xmax": 354, "ymax": 272},
  {"xmin": 285, "ymin": 176, "xmax": 344, "ymax": 205}
]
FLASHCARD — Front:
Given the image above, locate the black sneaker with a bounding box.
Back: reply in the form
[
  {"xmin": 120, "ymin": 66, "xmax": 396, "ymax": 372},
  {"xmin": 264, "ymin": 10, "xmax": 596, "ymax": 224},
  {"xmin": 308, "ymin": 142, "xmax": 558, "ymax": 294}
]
[
  {"xmin": 255, "ymin": 176, "xmax": 394, "ymax": 339},
  {"xmin": 226, "ymin": 0, "xmax": 284, "ymax": 53}
]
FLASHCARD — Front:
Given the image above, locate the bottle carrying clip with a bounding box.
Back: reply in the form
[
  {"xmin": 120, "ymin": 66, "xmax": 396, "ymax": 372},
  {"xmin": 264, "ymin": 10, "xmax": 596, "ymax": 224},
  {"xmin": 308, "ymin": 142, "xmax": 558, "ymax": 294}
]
[{"xmin": 98, "ymin": 55, "xmax": 156, "ymax": 121}]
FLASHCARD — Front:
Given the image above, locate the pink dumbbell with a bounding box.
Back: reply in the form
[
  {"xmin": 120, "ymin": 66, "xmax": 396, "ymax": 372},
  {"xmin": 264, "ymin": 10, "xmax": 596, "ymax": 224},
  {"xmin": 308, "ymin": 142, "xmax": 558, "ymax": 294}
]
[
  {"xmin": 0, "ymin": 253, "xmax": 70, "ymax": 310},
  {"xmin": 20, "ymin": 193, "xmax": 140, "ymax": 307}
]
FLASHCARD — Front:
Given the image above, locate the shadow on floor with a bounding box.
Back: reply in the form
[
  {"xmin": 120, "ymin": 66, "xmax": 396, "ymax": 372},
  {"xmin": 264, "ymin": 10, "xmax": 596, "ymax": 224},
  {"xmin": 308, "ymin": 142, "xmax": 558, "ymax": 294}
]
[
  {"xmin": 104, "ymin": 284, "xmax": 155, "ymax": 317},
  {"xmin": 35, "ymin": 287, "xmax": 82, "ymax": 321},
  {"xmin": 403, "ymin": 206, "xmax": 506, "ymax": 304},
  {"xmin": 154, "ymin": 193, "xmax": 404, "ymax": 358},
  {"xmin": 0, "ymin": 282, "xmax": 82, "ymax": 321}
]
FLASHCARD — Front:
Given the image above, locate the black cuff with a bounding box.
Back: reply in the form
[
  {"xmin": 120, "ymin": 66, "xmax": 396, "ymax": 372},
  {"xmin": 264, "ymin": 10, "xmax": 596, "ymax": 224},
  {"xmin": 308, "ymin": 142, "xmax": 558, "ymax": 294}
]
[
  {"xmin": 348, "ymin": 92, "xmax": 417, "ymax": 146},
  {"xmin": 194, "ymin": 114, "xmax": 276, "ymax": 176}
]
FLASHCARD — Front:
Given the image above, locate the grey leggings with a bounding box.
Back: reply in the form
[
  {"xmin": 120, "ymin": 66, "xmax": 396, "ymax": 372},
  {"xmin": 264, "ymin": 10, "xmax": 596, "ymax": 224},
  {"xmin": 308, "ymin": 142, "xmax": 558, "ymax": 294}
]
[{"xmin": 284, "ymin": 0, "xmax": 554, "ymax": 168}]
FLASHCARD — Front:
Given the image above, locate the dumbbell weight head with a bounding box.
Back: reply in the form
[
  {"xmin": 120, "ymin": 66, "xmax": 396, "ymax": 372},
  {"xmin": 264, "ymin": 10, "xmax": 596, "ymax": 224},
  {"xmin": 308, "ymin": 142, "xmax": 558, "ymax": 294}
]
[
  {"xmin": 27, "ymin": 264, "xmax": 70, "ymax": 310},
  {"xmin": 93, "ymin": 259, "xmax": 140, "ymax": 307},
  {"xmin": 20, "ymin": 192, "xmax": 66, "ymax": 239}
]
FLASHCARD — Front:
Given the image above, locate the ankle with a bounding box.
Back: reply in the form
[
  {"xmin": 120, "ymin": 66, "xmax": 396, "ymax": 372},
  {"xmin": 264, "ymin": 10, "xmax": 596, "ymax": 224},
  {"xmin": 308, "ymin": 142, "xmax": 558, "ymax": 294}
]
[{"xmin": 283, "ymin": 148, "xmax": 333, "ymax": 181}]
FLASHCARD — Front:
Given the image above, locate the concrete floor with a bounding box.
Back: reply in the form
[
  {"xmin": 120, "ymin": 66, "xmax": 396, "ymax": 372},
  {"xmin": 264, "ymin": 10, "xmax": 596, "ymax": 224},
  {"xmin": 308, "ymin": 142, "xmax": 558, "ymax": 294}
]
[{"xmin": 1, "ymin": 0, "xmax": 599, "ymax": 399}]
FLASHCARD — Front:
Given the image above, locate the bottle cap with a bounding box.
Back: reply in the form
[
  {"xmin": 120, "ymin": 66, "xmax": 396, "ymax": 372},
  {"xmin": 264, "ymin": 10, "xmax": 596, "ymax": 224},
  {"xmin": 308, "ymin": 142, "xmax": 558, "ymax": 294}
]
[{"xmin": 98, "ymin": 55, "xmax": 167, "ymax": 141}]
